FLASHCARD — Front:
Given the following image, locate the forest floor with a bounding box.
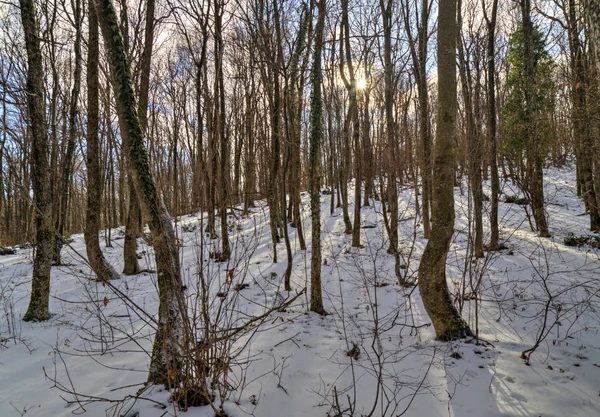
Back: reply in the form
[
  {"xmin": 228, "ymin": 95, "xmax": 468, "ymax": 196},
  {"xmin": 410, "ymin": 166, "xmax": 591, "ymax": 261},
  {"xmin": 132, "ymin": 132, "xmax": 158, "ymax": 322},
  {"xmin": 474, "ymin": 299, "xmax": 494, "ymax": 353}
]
[{"xmin": 1, "ymin": 165, "xmax": 600, "ymax": 417}]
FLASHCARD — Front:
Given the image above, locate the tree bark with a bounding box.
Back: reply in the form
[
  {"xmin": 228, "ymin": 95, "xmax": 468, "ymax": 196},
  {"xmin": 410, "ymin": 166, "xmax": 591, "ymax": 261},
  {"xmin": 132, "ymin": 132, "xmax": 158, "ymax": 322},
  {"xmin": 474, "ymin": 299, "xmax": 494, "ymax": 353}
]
[
  {"xmin": 309, "ymin": 0, "xmax": 327, "ymax": 315},
  {"xmin": 243, "ymin": 78, "xmax": 256, "ymax": 213},
  {"xmin": 272, "ymin": 0, "xmax": 294, "ymax": 290},
  {"xmin": 585, "ymin": 1, "xmax": 600, "ymax": 223},
  {"xmin": 340, "ymin": 0, "xmax": 361, "ymax": 245},
  {"xmin": 483, "ymin": 0, "xmax": 500, "ymax": 250},
  {"xmin": 55, "ymin": 0, "xmax": 83, "ymax": 265},
  {"xmin": 574, "ymin": 0, "xmax": 600, "ymax": 230},
  {"xmin": 586, "ymin": 1, "xmax": 600, "ymax": 76},
  {"xmin": 123, "ymin": 0, "xmax": 154, "ymax": 275},
  {"xmin": 417, "ymin": 0, "xmax": 472, "ymax": 340},
  {"xmin": 123, "ymin": 167, "xmax": 141, "ymax": 275},
  {"xmin": 94, "ymin": 0, "xmax": 187, "ymax": 385},
  {"xmin": 380, "ymin": 0, "xmax": 403, "ymax": 281},
  {"xmin": 215, "ymin": 0, "xmax": 230, "ymax": 260},
  {"xmin": 21, "ymin": 0, "xmax": 54, "ymax": 322},
  {"xmin": 417, "ymin": 0, "xmax": 431, "ymax": 238},
  {"xmin": 457, "ymin": 3, "xmax": 484, "ymax": 258},
  {"xmin": 521, "ymin": 0, "xmax": 549, "ymax": 237},
  {"xmin": 84, "ymin": 0, "xmax": 119, "ymax": 282},
  {"xmin": 287, "ymin": 1, "xmax": 310, "ymax": 251},
  {"xmin": 337, "ymin": 29, "xmax": 353, "ymax": 236}
]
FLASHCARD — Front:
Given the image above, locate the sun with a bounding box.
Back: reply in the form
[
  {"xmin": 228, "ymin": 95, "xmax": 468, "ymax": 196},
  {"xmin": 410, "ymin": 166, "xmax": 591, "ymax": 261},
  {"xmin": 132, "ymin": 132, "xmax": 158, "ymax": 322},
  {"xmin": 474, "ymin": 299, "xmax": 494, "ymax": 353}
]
[{"xmin": 357, "ymin": 77, "xmax": 367, "ymax": 90}]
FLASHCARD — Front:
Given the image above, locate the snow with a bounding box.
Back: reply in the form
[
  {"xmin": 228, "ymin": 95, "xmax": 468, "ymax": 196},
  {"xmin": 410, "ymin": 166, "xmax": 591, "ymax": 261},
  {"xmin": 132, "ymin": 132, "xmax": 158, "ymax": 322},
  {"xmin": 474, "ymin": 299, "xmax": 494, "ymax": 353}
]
[{"xmin": 1, "ymin": 165, "xmax": 600, "ymax": 417}]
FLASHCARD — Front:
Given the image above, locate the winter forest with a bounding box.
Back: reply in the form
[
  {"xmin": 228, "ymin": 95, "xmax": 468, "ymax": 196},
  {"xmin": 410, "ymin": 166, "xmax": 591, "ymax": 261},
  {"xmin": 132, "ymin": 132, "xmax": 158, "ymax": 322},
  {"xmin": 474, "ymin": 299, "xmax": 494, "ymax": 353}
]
[{"xmin": 1, "ymin": 0, "xmax": 600, "ymax": 415}]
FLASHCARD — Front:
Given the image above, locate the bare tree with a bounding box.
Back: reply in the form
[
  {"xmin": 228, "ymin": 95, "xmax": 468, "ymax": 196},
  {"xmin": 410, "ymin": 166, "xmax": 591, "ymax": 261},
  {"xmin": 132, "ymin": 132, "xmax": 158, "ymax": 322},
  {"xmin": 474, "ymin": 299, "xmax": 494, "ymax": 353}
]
[
  {"xmin": 84, "ymin": 0, "xmax": 119, "ymax": 282},
  {"xmin": 309, "ymin": 0, "xmax": 327, "ymax": 315},
  {"xmin": 54, "ymin": 0, "xmax": 83, "ymax": 265},
  {"xmin": 340, "ymin": 0, "xmax": 362, "ymax": 248},
  {"xmin": 215, "ymin": 0, "xmax": 230, "ymax": 260},
  {"xmin": 482, "ymin": 0, "xmax": 500, "ymax": 250},
  {"xmin": 570, "ymin": 0, "xmax": 600, "ymax": 230},
  {"xmin": 457, "ymin": 0, "xmax": 485, "ymax": 258},
  {"xmin": 93, "ymin": 0, "xmax": 188, "ymax": 385},
  {"xmin": 286, "ymin": 1, "xmax": 310, "ymax": 252},
  {"xmin": 20, "ymin": 0, "xmax": 53, "ymax": 322},
  {"xmin": 380, "ymin": 0, "xmax": 404, "ymax": 283},
  {"xmin": 417, "ymin": 0, "xmax": 472, "ymax": 340},
  {"xmin": 521, "ymin": 0, "xmax": 550, "ymax": 237},
  {"xmin": 403, "ymin": 0, "xmax": 432, "ymax": 237}
]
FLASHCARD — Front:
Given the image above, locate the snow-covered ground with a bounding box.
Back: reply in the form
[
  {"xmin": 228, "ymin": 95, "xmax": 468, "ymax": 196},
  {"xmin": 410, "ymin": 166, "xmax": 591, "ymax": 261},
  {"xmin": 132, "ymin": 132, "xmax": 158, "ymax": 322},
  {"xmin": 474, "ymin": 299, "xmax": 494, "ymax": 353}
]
[{"xmin": 1, "ymin": 166, "xmax": 599, "ymax": 417}]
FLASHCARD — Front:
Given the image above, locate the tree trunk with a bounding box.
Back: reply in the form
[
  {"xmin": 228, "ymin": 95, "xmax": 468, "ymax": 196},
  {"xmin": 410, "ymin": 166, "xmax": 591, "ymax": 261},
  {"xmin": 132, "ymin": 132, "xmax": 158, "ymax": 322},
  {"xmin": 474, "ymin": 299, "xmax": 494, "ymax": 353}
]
[
  {"xmin": 340, "ymin": 0, "xmax": 361, "ymax": 247},
  {"xmin": 309, "ymin": 0, "xmax": 327, "ymax": 315},
  {"xmin": 94, "ymin": 0, "xmax": 187, "ymax": 386},
  {"xmin": 337, "ymin": 27, "xmax": 352, "ymax": 236},
  {"xmin": 47, "ymin": 6, "xmax": 59, "ymax": 260},
  {"xmin": 84, "ymin": 0, "xmax": 119, "ymax": 282},
  {"xmin": 362, "ymin": 82, "xmax": 374, "ymax": 207},
  {"xmin": 273, "ymin": 0, "xmax": 294, "ymax": 290},
  {"xmin": 55, "ymin": 0, "xmax": 83, "ymax": 265},
  {"xmin": 287, "ymin": 2, "xmax": 310, "ymax": 251},
  {"xmin": 21, "ymin": 0, "xmax": 54, "ymax": 322},
  {"xmin": 123, "ymin": 0, "xmax": 154, "ymax": 274},
  {"xmin": 380, "ymin": 0, "xmax": 402, "ymax": 281},
  {"xmin": 418, "ymin": 0, "xmax": 471, "ymax": 340},
  {"xmin": 586, "ymin": 1, "xmax": 600, "ymax": 76},
  {"xmin": 123, "ymin": 178, "xmax": 141, "ymax": 275},
  {"xmin": 206, "ymin": 76, "xmax": 217, "ymax": 239},
  {"xmin": 243, "ymin": 79, "xmax": 256, "ymax": 213},
  {"xmin": 574, "ymin": 0, "xmax": 600, "ymax": 230},
  {"xmin": 457, "ymin": 5, "xmax": 484, "ymax": 258},
  {"xmin": 215, "ymin": 0, "xmax": 230, "ymax": 260},
  {"xmin": 418, "ymin": 0, "xmax": 432, "ymax": 238},
  {"xmin": 402, "ymin": 0, "xmax": 432, "ymax": 238},
  {"xmin": 484, "ymin": 0, "xmax": 500, "ymax": 250},
  {"xmin": 521, "ymin": 0, "xmax": 549, "ymax": 237}
]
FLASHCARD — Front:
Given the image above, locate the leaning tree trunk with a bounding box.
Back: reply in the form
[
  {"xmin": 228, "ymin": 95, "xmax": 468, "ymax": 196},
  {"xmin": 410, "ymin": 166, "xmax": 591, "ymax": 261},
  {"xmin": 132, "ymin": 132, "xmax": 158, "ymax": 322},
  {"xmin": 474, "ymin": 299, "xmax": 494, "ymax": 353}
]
[
  {"xmin": 94, "ymin": 0, "xmax": 187, "ymax": 386},
  {"xmin": 84, "ymin": 0, "xmax": 119, "ymax": 282},
  {"xmin": 21, "ymin": 0, "xmax": 54, "ymax": 322},
  {"xmin": 417, "ymin": 0, "xmax": 472, "ymax": 340},
  {"xmin": 123, "ymin": 0, "xmax": 155, "ymax": 275},
  {"xmin": 309, "ymin": 0, "xmax": 327, "ymax": 315}
]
